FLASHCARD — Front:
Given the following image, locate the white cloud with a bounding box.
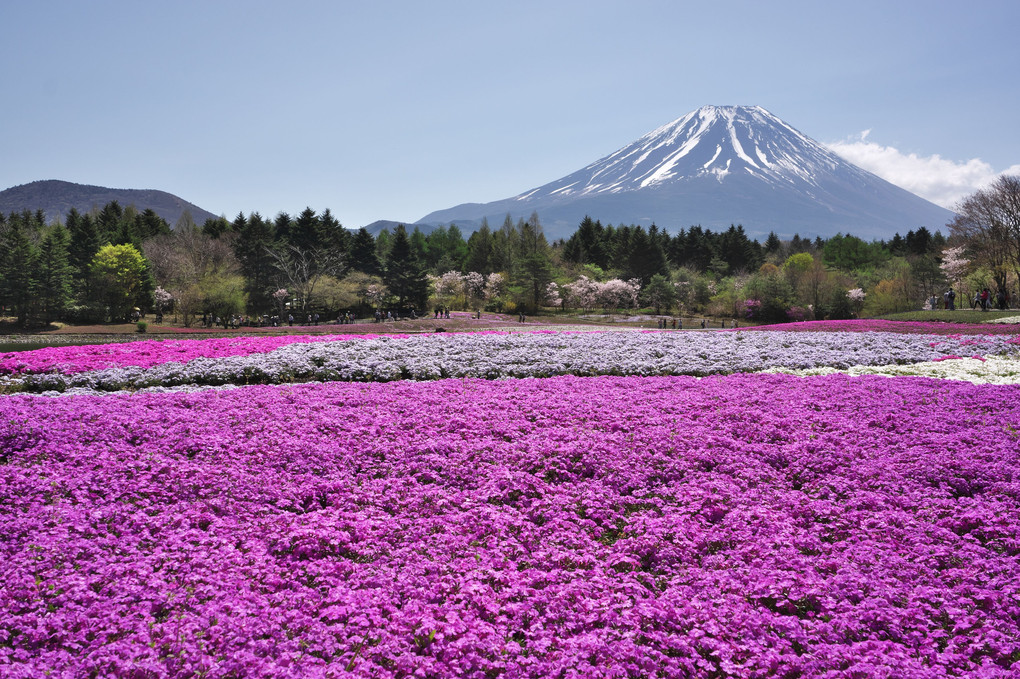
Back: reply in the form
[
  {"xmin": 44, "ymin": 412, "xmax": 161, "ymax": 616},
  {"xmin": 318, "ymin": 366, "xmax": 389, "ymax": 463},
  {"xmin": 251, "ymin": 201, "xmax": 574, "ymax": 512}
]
[{"xmin": 826, "ymin": 132, "xmax": 1020, "ymax": 210}]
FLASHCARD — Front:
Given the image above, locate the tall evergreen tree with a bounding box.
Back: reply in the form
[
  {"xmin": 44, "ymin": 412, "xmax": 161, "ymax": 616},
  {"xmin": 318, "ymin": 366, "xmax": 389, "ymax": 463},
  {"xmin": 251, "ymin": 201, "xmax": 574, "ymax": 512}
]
[
  {"xmin": 717, "ymin": 224, "xmax": 763, "ymax": 273},
  {"xmin": 97, "ymin": 201, "xmax": 125, "ymax": 243},
  {"xmin": 425, "ymin": 224, "xmax": 469, "ymax": 274},
  {"xmin": 465, "ymin": 219, "xmax": 493, "ymax": 275},
  {"xmin": 905, "ymin": 227, "xmax": 935, "ymax": 256},
  {"xmin": 375, "ymin": 228, "xmax": 392, "ymax": 263},
  {"xmin": 0, "ymin": 218, "xmax": 39, "ymax": 325},
  {"xmin": 201, "ymin": 216, "xmax": 232, "ymax": 239},
  {"xmin": 135, "ymin": 209, "xmax": 171, "ymax": 240},
  {"xmin": 232, "ymin": 212, "xmax": 277, "ymax": 312},
  {"xmin": 563, "ymin": 217, "xmax": 607, "ymax": 269},
  {"xmin": 349, "ymin": 227, "xmax": 382, "ymax": 276},
  {"xmin": 67, "ymin": 209, "xmax": 101, "ymax": 271},
  {"xmin": 383, "ymin": 225, "xmax": 429, "ymax": 309},
  {"xmin": 273, "ymin": 212, "xmax": 293, "ymax": 247},
  {"xmin": 318, "ymin": 208, "xmax": 350, "ymax": 255},
  {"xmin": 512, "ymin": 213, "xmax": 555, "ymax": 311},
  {"xmin": 623, "ymin": 226, "xmax": 669, "ymax": 285},
  {"xmin": 490, "ymin": 214, "xmax": 519, "ymax": 273},
  {"xmin": 290, "ymin": 207, "xmax": 320, "ymax": 252},
  {"xmin": 789, "ymin": 234, "xmax": 808, "ymax": 254},
  {"xmin": 610, "ymin": 225, "xmax": 633, "ymax": 271},
  {"xmin": 35, "ymin": 224, "xmax": 74, "ymax": 323}
]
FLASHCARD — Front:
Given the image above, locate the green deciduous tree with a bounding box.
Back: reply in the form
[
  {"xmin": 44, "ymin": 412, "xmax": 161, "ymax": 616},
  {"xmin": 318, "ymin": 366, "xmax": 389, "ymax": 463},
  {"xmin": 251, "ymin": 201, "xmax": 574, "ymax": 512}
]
[
  {"xmin": 89, "ymin": 243, "xmax": 151, "ymax": 321},
  {"xmin": 643, "ymin": 273, "xmax": 677, "ymax": 314}
]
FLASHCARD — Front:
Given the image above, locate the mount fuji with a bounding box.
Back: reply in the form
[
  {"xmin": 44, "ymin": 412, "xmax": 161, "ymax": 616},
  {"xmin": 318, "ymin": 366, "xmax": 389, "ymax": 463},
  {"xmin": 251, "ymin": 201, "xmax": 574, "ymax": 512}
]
[{"xmin": 417, "ymin": 105, "xmax": 954, "ymax": 241}]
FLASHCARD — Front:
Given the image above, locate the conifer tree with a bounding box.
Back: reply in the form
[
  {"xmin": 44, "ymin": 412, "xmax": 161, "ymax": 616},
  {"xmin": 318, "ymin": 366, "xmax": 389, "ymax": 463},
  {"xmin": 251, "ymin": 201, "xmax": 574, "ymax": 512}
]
[
  {"xmin": 383, "ymin": 225, "xmax": 429, "ymax": 309},
  {"xmin": 465, "ymin": 218, "xmax": 493, "ymax": 275},
  {"xmin": 36, "ymin": 224, "xmax": 74, "ymax": 323},
  {"xmin": 232, "ymin": 212, "xmax": 277, "ymax": 312},
  {"xmin": 0, "ymin": 218, "xmax": 38, "ymax": 325},
  {"xmin": 349, "ymin": 227, "xmax": 382, "ymax": 276}
]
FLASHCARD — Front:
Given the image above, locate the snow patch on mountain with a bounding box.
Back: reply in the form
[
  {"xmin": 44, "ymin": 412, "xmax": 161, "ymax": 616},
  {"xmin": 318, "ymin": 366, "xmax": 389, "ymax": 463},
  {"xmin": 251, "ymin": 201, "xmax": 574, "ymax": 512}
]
[{"xmin": 418, "ymin": 105, "xmax": 956, "ymax": 240}]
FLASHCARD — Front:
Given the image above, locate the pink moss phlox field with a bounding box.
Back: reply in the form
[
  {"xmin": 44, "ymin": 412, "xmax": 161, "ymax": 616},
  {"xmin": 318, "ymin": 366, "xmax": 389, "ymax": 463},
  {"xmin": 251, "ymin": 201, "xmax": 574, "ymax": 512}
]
[
  {"xmin": 741, "ymin": 319, "xmax": 1020, "ymax": 336},
  {"xmin": 2, "ymin": 374, "xmax": 1019, "ymax": 677},
  {"xmin": 0, "ymin": 334, "xmax": 397, "ymax": 376}
]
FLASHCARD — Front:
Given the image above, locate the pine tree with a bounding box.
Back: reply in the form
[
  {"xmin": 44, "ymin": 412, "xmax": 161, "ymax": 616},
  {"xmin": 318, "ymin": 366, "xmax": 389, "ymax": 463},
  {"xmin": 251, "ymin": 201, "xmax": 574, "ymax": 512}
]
[
  {"xmin": 36, "ymin": 224, "xmax": 74, "ymax": 323},
  {"xmin": 318, "ymin": 208, "xmax": 350, "ymax": 256},
  {"xmin": 201, "ymin": 216, "xmax": 232, "ymax": 239},
  {"xmin": 383, "ymin": 225, "xmax": 429, "ymax": 309},
  {"xmin": 623, "ymin": 226, "xmax": 669, "ymax": 285},
  {"xmin": 349, "ymin": 228, "xmax": 382, "ymax": 276},
  {"xmin": 512, "ymin": 213, "xmax": 555, "ymax": 311},
  {"xmin": 0, "ymin": 218, "xmax": 39, "ymax": 325},
  {"xmin": 465, "ymin": 219, "xmax": 493, "ymax": 275},
  {"xmin": 290, "ymin": 208, "xmax": 320, "ymax": 252},
  {"xmin": 136, "ymin": 209, "xmax": 172, "ymax": 240},
  {"xmin": 97, "ymin": 201, "xmax": 125, "ymax": 243},
  {"xmin": 232, "ymin": 212, "xmax": 278, "ymax": 312}
]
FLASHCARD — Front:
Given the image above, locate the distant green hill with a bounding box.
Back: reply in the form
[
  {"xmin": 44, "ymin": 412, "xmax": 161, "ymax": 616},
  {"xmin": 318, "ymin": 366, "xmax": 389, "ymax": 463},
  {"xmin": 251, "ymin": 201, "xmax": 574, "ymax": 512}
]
[{"xmin": 0, "ymin": 179, "xmax": 220, "ymax": 226}]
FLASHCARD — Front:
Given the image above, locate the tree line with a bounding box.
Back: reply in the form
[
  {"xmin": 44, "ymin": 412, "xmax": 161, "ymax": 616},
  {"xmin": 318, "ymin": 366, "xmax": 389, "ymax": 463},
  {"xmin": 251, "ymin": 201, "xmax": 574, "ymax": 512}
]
[{"xmin": 1, "ymin": 176, "xmax": 1018, "ymax": 327}]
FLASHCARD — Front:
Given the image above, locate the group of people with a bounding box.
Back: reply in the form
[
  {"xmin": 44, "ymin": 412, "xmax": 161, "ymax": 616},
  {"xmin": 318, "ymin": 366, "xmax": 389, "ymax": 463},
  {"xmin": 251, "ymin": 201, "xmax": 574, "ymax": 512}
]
[
  {"xmin": 655, "ymin": 318, "xmax": 738, "ymax": 329},
  {"xmin": 972, "ymin": 288, "xmax": 1009, "ymax": 311},
  {"xmin": 932, "ymin": 287, "xmax": 1011, "ymax": 311}
]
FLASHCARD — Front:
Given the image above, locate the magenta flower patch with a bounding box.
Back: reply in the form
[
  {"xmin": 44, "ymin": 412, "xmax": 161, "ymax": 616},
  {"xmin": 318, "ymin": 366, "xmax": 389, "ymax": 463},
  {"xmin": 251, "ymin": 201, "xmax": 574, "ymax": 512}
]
[
  {"xmin": 0, "ymin": 333, "xmax": 398, "ymax": 376},
  {"xmin": 2, "ymin": 374, "xmax": 1018, "ymax": 677}
]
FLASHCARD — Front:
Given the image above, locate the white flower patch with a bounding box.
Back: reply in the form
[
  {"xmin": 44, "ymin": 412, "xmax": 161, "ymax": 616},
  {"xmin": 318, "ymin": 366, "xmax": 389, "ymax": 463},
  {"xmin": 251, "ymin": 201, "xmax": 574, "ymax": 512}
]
[{"xmin": 765, "ymin": 355, "xmax": 1020, "ymax": 384}]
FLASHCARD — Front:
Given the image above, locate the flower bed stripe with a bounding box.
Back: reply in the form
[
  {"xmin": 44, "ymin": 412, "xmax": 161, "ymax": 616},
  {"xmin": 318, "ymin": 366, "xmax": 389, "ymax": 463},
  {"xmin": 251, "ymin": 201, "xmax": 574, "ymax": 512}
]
[{"xmin": 4, "ymin": 330, "xmax": 1019, "ymax": 394}]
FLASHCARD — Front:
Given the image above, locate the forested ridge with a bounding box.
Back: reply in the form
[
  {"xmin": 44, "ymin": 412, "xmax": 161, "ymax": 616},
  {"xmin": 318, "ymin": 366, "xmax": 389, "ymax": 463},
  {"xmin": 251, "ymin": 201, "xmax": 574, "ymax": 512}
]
[{"xmin": 2, "ymin": 176, "xmax": 1018, "ymax": 328}]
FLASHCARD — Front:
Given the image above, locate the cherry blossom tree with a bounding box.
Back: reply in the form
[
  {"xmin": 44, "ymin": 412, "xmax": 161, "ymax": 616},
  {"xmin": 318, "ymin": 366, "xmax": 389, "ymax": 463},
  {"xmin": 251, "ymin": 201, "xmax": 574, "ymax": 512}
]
[{"xmin": 563, "ymin": 276, "xmax": 600, "ymax": 312}]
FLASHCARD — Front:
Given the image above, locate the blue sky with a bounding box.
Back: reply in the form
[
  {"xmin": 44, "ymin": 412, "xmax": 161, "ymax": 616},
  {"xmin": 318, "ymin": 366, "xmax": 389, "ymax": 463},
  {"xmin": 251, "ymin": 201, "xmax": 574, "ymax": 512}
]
[{"xmin": 2, "ymin": 0, "xmax": 1018, "ymax": 228}]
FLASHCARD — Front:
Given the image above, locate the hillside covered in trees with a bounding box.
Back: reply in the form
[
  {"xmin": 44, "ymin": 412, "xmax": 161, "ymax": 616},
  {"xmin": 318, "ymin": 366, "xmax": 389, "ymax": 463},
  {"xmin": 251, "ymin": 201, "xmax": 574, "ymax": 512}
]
[{"xmin": 2, "ymin": 178, "xmax": 1018, "ymax": 328}]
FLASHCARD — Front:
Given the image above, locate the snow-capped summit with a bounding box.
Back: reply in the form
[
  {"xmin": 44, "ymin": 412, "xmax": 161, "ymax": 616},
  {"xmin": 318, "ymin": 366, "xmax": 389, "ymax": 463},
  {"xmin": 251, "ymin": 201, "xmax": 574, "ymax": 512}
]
[
  {"xmin": 418, "ymin": 105, "xmax": 954, "ymax": 240},
  {"xmin": 544, "ymin": 105, "xmax": 864, "ymax": 193}
]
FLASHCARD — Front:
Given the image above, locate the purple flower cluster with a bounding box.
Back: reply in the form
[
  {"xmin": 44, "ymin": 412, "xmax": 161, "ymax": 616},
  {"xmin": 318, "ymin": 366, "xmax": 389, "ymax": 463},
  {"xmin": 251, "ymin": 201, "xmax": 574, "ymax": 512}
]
[{"xmin": 2, "ymin": 374, "xmax": 1019, "ymax": 677}]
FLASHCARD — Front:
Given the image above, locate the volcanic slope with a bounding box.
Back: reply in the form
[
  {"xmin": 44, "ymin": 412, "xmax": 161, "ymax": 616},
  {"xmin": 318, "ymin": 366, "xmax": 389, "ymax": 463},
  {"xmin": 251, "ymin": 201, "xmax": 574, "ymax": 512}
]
[{"xmin": 418, "ymin": 105, "xmax": 954, "ymax": 240}]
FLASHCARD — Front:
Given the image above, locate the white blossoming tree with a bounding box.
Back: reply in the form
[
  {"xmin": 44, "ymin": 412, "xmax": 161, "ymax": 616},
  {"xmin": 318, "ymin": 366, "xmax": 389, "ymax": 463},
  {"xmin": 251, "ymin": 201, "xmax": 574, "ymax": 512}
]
[
  {"xmin": 544, "ymin": 281, "xmax": 562, "ymax": 308},
  {"xmin": 272, "ymin": 288, "xmax": 289, "ymax": 317},
  {"xmin": 598, "ymin": 278, "xmax": 641, "ymax": 311},
  {"xmin": 433, "ymin": 271, "xmax": 465, "ymax": 309},
  {"xmin": 939, "ymin": 246, "xmax": 970, "ymax": 302},
  {"xmin": 153, "ymin": 286, "xmax": 173, "ymax": 317},
  {"xmin": 847, "ymin": 287, "xmax": 866, "ymax": 316},
  {"xmin": 464, "ymin": 271, "xmax": 486, "ymax": 309},
  {"xmin": 484, "ymin": 273, "xmax": 506, "ymax": 311},
  {"xmin": 563, "ymin": 276, "xmax": 600, "ymax": 312}
]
